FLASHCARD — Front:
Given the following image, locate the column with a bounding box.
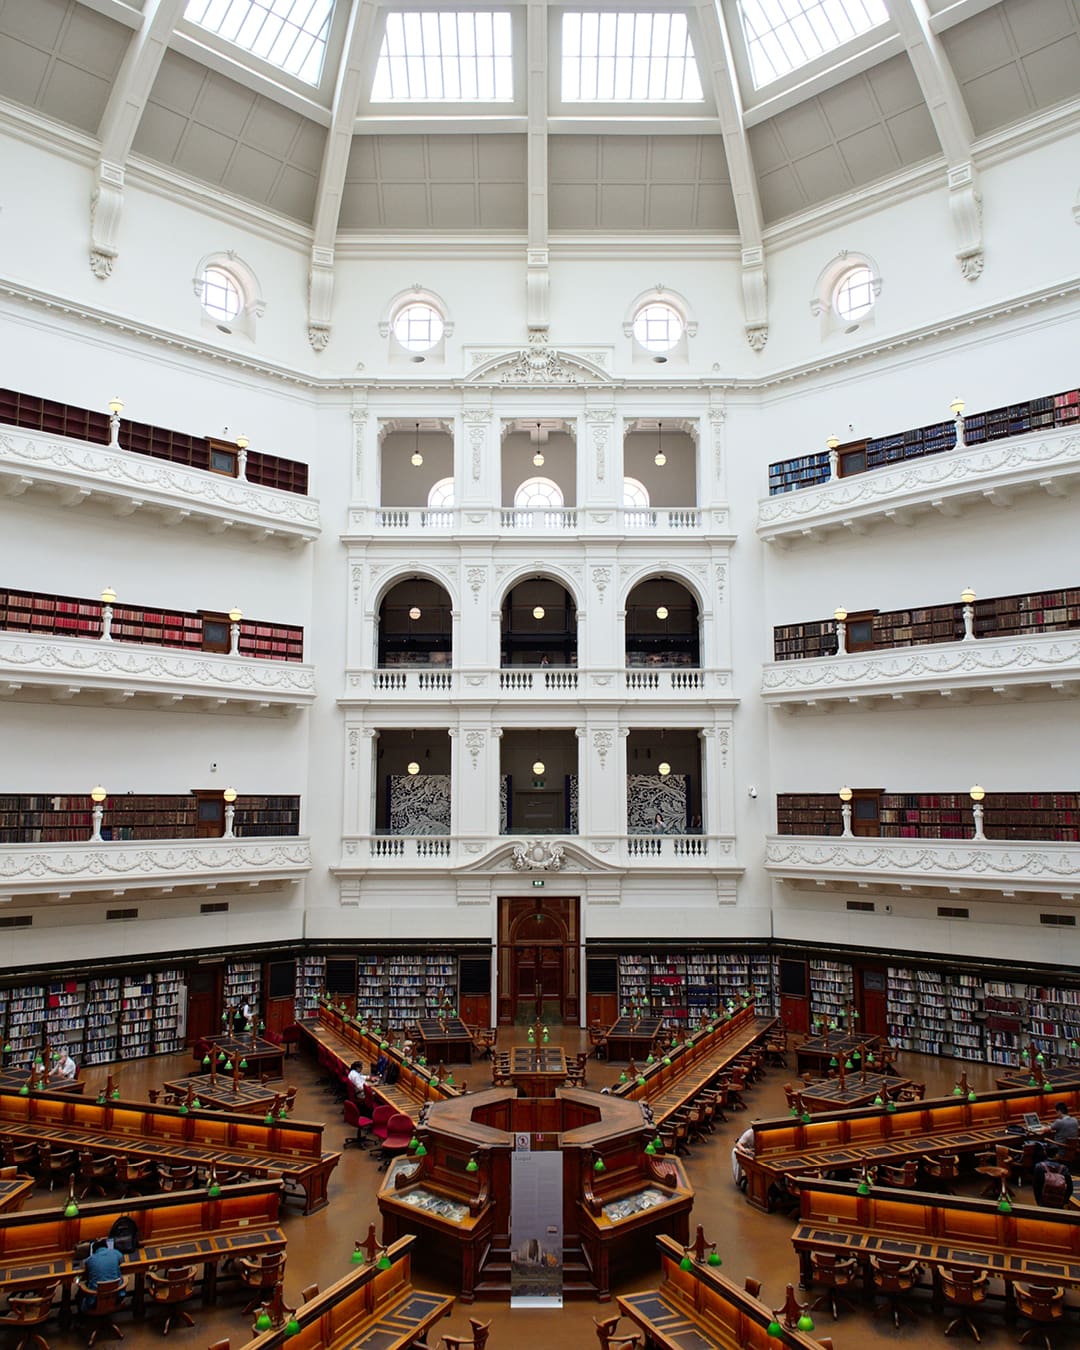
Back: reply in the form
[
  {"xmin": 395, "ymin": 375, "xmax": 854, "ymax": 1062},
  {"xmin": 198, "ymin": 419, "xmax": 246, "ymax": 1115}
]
[
  {"xmin": 581, "ymin": 721, "xmax": 622, "ymax": 841},
  {"xmin": 343, "ymin": 727, "xmax": 377, "ymax": 836},
  {"xmin": 453, "ymin": 719, "xmax": 501, "ymax": 840}
]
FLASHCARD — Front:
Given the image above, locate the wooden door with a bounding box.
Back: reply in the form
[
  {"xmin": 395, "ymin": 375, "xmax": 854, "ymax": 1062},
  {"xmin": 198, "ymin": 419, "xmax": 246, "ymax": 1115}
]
[
  {"xmin": 497, "ymin": 898, "xmax": 580, "ymax": 1025},
  {"xmin": 185, "ymin": 966, "xmax": 220, "ymax": 1045},
  {"xmin": 857, "ymin": 967, "xmax": 889, "ymax": 1038},
  {"xmin": 778, "ymin": 958, "xmax": 810, "ymax": 1035},
  {"xmin": 193, "ymin": 791, "xmax": 225, "ymax": 838},
  {"xmin": 851, "ymin": 789, "xmax": 883, "ymax": 838}
]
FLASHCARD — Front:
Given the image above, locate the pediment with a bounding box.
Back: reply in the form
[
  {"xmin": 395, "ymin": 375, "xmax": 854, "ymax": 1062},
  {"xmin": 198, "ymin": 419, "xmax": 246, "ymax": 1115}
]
[
  {"xmin": 456, "ymin": 838, "xmax": 622, "ymax": 874},
  {"xmin": 466, "ymin": 342, "xmax": 613, "ymax": 387}
]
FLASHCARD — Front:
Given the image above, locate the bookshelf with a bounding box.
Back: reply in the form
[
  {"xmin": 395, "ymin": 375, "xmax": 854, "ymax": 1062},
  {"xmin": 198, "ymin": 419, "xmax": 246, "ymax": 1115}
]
[
  {"xmin": 153, "ymin": 970, "xmax": 185, "ymax": 1054},
  {"xmin": 808, "ymin": 959, "xmax": 853, "ymax": 1025},
  {"xmin": 617, "ymin": 952, "xmax": 777, "ymax": 1026},
  {"xmin": 119, "ymin": 973, "xmax": 155, "ymax": 1060},
  {"xmin": 776, "ymin": 796, "xmax": 843, "ymax": 835},
  {"xmin": 617, "ymin": 956, "xmax": 651, "ymax": 1015},
  {"xmin": 6, "ymin": 984, "xmax": 45, "ymax": 1063},
  {"xmin": 85, "ymin": 976, "xmax": 120, "ymax": 1065},
  {"xmin": 1028, "ymin": 984, "xmax": 1080, "ymax": 1065},
  {"xmin": 767, "ymin": 384, "xmax": 1080, "ymax": 495},
  {"xmin": 295, "ymin": 956, "xmax": 326, "ymax": 1021},
  {"xmin": 356, "ymin": 956, "xmax": 384, "ymax": 1025},
  {"xmin": 687, "ymin": 956, "xmax": 718, "ymax": 1021},
  {"xmin": 0, "ymin": 792, "xmax": 301, "ymax": 843},
  {"xmin": 424, "ymin": 953, "xmax": 458, "ymax": 1017},
  {"xmin": 0, "ymin": 387, "xmax": 309, "ymax": 496},
  {"xmin": 772, "ymin": 619, "xmax": 838, "ymax": 662},
  {"xmin": 46, "ymin": 980, "xmax": 86, "ymax": 1061},
  {"xmin": 776, "ymin": 790, "xmax": 1080, "ymax": 841},
  {"xmin": 224, "ymin": 961, "xmax": 261, "ymax": 1021},
  {"xmin": 651, "ymin": 956, "xmax": 689, "ymax": 1029},
  {"xmin": 947, "ymin": 974, "xmax": 985, "ymax": 1062},
  {"xmin": 985, "ymin": 982, "xmax": 1027, "ymax": 1067},
  {"xmin": 386, "ymin": 956, "xmax": 428, "ymax": 1028}
]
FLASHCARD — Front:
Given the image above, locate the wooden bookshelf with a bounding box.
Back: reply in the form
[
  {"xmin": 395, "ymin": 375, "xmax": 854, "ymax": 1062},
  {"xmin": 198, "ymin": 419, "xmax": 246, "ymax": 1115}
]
[
  {"xmin": 0, "ymin": 586, "xmax": 303, "ymax": 661},
  {"xmin": 768, "ymin": 384, "xmax": 1080, "ymax": 495},
  {"xmin": 775, "ymin": 795, "xmax": 844, "ymax": 835},
  {"xmin": 0, "ymin": 387, "xmax": 308, "ymax": 496},
  {"xmin": 777, "ymin": 790, "xmax": 1080, "ymax": 841},
  {"xmin": 0, "ymin": 792, "xmax": 300, "ymax": 843}
]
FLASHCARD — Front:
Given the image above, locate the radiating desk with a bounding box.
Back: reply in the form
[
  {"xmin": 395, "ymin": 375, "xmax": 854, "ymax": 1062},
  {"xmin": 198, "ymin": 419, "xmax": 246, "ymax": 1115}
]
[
  {"xmin": 796, "ymin": 1034, "xmax": 879, "ymax": 1076},
  {"xmin": 163, "ymin": 1075, "xmax": 281, "ymax": 1115},
  {"xmin": 413, "ymin": 1019, "xmax": 473, "ymax": 1064},
  {"xmin": 996, "ymin": 1067, "xmax": 1080, "ymax": 1091},
  {"xmin": 0, "ymin": 1072, "xmax": 84, "ymax": 1096},
  {"xmin": 605, "ymin": 1017, "xmax": 664, "ymax": 1062},
  {"xmin": 203, "ymin": 1035, "xmax": 284, "ymax": 1079},
  {"xmin": 800, "ymin": 1073, "xmax": 908, "ymax": 1113},
  {"xmin": 505, "ymin": 1046, "xmax": 567, "ymax": 1097}
]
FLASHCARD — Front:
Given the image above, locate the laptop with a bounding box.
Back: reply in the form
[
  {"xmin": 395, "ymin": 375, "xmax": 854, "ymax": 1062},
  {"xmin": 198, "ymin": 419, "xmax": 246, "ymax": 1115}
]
[{"xmin": 1023, "ymin": 1111, "xmax": 1043, "ymax": 1131}]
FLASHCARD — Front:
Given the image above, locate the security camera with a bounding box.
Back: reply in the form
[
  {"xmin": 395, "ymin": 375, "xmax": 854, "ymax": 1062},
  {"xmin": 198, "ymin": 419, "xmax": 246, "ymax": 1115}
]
[{"xmin": 748, "ymin": 786, "xmax": 758, "ymax": 799}]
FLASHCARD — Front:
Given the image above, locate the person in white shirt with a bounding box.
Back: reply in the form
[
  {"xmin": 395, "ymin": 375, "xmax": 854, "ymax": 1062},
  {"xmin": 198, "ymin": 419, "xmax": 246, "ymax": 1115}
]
[
  {"xmin": 52, "ymin": 1049, "xmax": 77, "ymax": 1081},
  {"xmin": 347, "ymin": 1061, "xmax": 367, "ymax": 1094},
  {"xmin": 731, "ymin": 1124, "xmax": 755, "ymax": 1188}
]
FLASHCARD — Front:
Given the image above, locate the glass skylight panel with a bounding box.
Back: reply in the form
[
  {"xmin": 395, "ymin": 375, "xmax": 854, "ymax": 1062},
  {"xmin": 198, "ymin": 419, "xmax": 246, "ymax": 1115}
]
[
  {"xmin": 371, "ymin": 12, "xmax": 514, "ymax": 101},
  {"xmin": 561, "ymin": 13, "xmax": 703, "ymax": 102},
  {"xmin": 738, "ymin": 0, "xmax": 889, "ymax": 88},
  {"xmin": 184, "ymin": 0, "xmax": 334, "ymax": 85}
]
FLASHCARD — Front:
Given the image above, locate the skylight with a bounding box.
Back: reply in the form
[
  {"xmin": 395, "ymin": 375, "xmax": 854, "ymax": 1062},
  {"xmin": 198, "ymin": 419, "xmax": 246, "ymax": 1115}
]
[
  {"xmin": 371, "ymin": 12, "xmax": 514, "ymax": 101},
  {"xmin": 561, "ymin": 13, "xmax": 703, "ymax": 102},
  {"xmin": 737, "ymin": 0, "xmax": 890, "ymax": 88},
  {"xmin": 183, "ymin": 0, "xmax": 333, "ymax": 85}
]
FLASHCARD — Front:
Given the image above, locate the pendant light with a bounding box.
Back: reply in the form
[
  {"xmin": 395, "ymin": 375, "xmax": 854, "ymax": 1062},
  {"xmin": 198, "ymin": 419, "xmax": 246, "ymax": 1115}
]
[
  {"xmin": 532, "ymin": 422, "xmax": 545, "ymax": 468},
  {"xmin": 411, "ymin": 422, "xmax": 423, "ymax": 467},
  {"xmin": 656, "ymin": 605, "xmax": 669, "ymax": 620},
  {"xmin": 654, "ymin": 420, "xmax": 666, "ymax": 467}
]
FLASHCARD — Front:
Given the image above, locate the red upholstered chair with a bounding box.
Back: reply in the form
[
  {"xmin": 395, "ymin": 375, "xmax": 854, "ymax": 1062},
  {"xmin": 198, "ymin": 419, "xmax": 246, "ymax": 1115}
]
[
  {"xmin": 379, "ymin": 1114, "xmax": 415, "ymax": 1170},
  {"xmin": 368, "ymin": 1104, "xmax": 396, "ymax": 1158},
  {"xmin": 281, "ymin": 1025, "xmax": 302, "ymax": 1058},
  {"xmin": 343, "ymin": 1099, "xmax": 372, "ymax": 1149}
]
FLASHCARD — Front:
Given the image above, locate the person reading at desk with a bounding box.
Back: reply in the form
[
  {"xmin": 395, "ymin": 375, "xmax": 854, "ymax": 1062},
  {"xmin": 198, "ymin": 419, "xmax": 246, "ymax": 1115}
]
[
  {"xmin": 51, "ymin": 1048, "xmax": 77, "ymax": 1081},
  {"xmin": 347, "ymin": 1061, "xmax": 367, "ymax": 1093},
  {"xmin": 80, "ymin": 1238, "xmax": 125, "ymax": 1310},
  {"xmin": 1037, "ymin": 1101, "xmax": 1079, "ymax": 1159}
]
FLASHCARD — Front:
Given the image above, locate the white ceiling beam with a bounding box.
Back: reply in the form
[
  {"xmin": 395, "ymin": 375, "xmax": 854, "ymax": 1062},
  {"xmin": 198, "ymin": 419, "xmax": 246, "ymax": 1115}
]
[
  {"xmin": 89, "ymin": 0, "xmax": 189, "ymax": 279},
  {"xmin": 885, "ymin": 0, "xmax": 983, "ymax": 280},
  {"xmin": 690, "ymin": 0, "xmax": 768, "ymax": 351},
  {"xmin": 308, "ymin": 0, "xmax": 382, "ymax": 351},
  {"xmin": 526, "ymin": 0, "xmax": 550, "ymax": 334}
]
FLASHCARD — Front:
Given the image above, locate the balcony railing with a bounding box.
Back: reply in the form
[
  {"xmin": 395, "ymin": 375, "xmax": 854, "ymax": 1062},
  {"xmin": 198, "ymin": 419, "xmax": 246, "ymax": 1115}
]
[
  {"xmin": 756, "ymin": 426, "xmax": 1080, "ymax": 545},
  {"xmin": 765, "ymin": 834, "xmax": 1080, "ymax": 900},
  {"xmin": 0, "ymin": 629, "xmax": 315, "ymax": 709},
  {"xmin": 0, "ymin": 835, "xmax": 312, "ymax": 900},
  {"xmin": 339, "ymin": 833, "xmax": 738, "ymax": 870},
  {"xmin": 342, "ymin": 666, "xmax": 734, "ymax": 701},
  {"xmin": 343, "ymin": 505, "xmax": 721, "ymax": 539},
  {"xmin": 0, "ymin": 427, "xmax": 320, "ymax": 544}
]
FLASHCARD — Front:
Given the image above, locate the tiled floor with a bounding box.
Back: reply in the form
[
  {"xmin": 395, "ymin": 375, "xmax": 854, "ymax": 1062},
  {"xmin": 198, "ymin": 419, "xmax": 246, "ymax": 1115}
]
[{"xmin": 19, "ymin": 1032, "xmax": 1066, "ymax": 1348}]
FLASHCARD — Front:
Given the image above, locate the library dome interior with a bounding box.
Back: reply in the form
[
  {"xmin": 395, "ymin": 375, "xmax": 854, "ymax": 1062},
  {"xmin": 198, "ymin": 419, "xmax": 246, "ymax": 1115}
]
[{"xmin": 0, "ymin": 0, "xmax": 1079, "ymax": 1347}]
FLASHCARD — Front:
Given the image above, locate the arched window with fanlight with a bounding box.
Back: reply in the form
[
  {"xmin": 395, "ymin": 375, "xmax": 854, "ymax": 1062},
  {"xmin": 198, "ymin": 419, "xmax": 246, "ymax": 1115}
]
[
  {"xmin": 512, "ymin": 476, "xmax": 566, "ymax": 527},
  {"xmin": 425, "ymin": 477, "xmax": 455, "ymax": 527},
  {"xmin": 624, "ymin": 476, "xmax": 653, "ymax": 528}
]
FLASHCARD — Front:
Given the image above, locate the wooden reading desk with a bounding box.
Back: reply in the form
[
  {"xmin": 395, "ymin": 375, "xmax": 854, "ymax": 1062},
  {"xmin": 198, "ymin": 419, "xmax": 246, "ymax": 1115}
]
[
  {"xmin": 799, "ymin": 1073, "xmax": 907, "ymax": 1113},
  {"xmin": 740, "ymin": 1085, "xmax": 1080, "ymax": 1213},
  {"xmin": 996, "ymin": 1067, "xmax": 1080, "ymax": 1091},
  {"xmin": 792, "ymin": 1177, "xmax": 1080, "ymax": 1313},
  {"xmin": 505, "ymin": 1046, "xmax": 568, "ymax": 1097},
  {"xmin": 162, "ymin": 1074, "xmax": 280, "ymax": 1115},
  {"xmin": 0, "ymin": 1087, "xmax": 338, "ymax": 1214},
  {"xmin": 203, "ymin": 1035, "xmax": 284, "ymax": 1080},
  {"xmin": 412, "ymin": 1019, "xmax": 473, "ymax": 1065},
  {"xmin": 618, "ymin": 1234, "xmax": 829, "ymax": 1350},
  {"xmin": 0, "ymin": 1177, "xmax": 33, "ymax": 1213},
  {"xmin": 0, "ymin": 1179, "xmax": 284, "ymax": 1321},
  {"xmin": 237, "ymin": 1236, "xmax": 452, "ymax": 1350},
  {"xmin": 0, "ymin": 1072, "xmax": 84, "ymax": 1096},
  {"xmin": 605, "ymin": 1016, "xmax": 664, "ymax": 1062},
  {"xmin": 795, "ymin": 1034, "xmax": 879, "ymax": 1076}
]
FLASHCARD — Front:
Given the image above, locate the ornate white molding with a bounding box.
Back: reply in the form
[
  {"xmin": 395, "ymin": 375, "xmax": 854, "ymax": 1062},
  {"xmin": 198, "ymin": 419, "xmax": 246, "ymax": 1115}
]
[
  {"xmin": 339, "ymin": 666, "xmax": 736, "ymax": 705},
  {"xmin": 0, "ymin": 837, "xmax": 312, "ymax": 900},
  {"xmin": 510, "ymin": 839, "xmax": 566, "ymax": 871},
  {"xmin": 762, "ymin": 630, "xmax": 1080, "ymax": 708},
  {"xmin": 757, "ymin": 429, "xmax": 1080, "ymax": 545},
  {"xmin": 0, "ymin": 631, "xmax": 315, "ymax": 709},
  {"xmin": 765, "ymin": 835, "xmax": 1080, "ymax": 899},
  {"xmin": 0, "ymin": 429, "xmax": 320, "ymax": 544},
  {"xmin": 466, "ymin": 336, "xmax": 613, "ymax": 386},
  {"xmin": 341, "ymin": 504, "xmax": 732, "ymax": 542}
]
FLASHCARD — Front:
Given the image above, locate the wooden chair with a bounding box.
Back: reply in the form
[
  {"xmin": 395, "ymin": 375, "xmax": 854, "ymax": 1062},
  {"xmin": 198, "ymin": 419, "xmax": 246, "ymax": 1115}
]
[
  {"xmin": 765, "ymin": 1031, "xmax": 788, "ymax": 1067},
  {"xmin": 878, "ymin": 1159, "xmax": 920, "ymax": 1189},
  {"xmin": 37, "ymin": 1144, "xmax": 75, "ymax": 1192},
  {"xmin": 281, "ymin": 1025, "xmax": 302, "ymax": 1058},
  {"xmin": 939, "ymin": 1265, "xmax": 988, "ymax": 1342},
  {"xmin": 743, "ymin": 1277, "xmax": 763, "ymax": 1298},
  {"xmin": 299, "ymin": 1285, "xmax": 319, "ymax": 1303},
  {"xmin": 156, "ymin": 1164, "xmax": 195, "ymax": 1192},
  {"xmin": 588, "ymin": 1025, "xmax": 609, "ymax": 1060},
  {"xmin": 76, "ymin": 1277, "xmax": 127, "ymax": 1347},
  {"xmin": 921, "ymin": 1153, "xmax": 960, "ymax": 1195},
  {"xmin": 238, "ymin": 1252, "xmax": 285, "ymax": 1316},
  {"xmin": 808, "ymin": 1252, "xmax": 859, "ymax": 1320},
  {"xmin": 440, "ymin": 1317, "xmax": 491, "ymax": 1349},
  {"xmin": 1, "ymin": 1139, "xmax": 37, "ymax": 1172},
  {"xmin": 146, "ymin": 1265, "xmax": 197, "ymax": 1335},
  {"xmin": 593, "ymin": 1315, "xmax": 641, "ymax": 1349},
  {"xmin": 870, "ymin": 1255, "xmax": 922, "ymax": 1328},
  {"xmin": 895, "ymin": 1081, "xmax": 926, "ymax": 1102},
  {"xmin": 1009, "ymin": 1139, "xmax": 1041, "ymax": 1188},
  {"xmin": 1015, "ymin": 1282, "xmax": 1065, "ymax": 1350},
  {"xmin": 78, "ymin": 1153, "xmax": 116, "ymax": 1200},
  {"xmin": 282, "ymin": 1086, "xmax": 298, "ymax": 1113},
  {"xmin": 975, "ymin": 1144, "xmax": 1015, "ymax": 1199},
  {"xmin": 114, "ymin": 1157, "xmax": 157, "ymax": 1199},
  {"xmin": 0, "ymin": 1282, "xmax": 58, "ymax": 1350}
]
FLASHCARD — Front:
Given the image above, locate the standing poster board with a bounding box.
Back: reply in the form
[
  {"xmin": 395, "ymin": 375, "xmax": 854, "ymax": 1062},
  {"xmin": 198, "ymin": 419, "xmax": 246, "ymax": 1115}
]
[{"xmin": 509, "ymin": 1137, "xmax": 563, "ymax": 1308}]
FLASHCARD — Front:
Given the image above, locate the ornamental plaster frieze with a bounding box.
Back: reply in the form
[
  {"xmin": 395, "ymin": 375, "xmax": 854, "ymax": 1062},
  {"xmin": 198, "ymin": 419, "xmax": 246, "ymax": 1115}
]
[
  {"xmin": 0, "ymin": 837, "xmax": 312, "ymax": 898},
  {"xmin": 0, "ymin": 429, "xmax": 320, "ymax": 542},
  {"xmin": 335, "ymin": 835, "xmax": 742, "ymax": 876},
  {"xmin": 765, "ymin": 836, "xmax": 1080, "ymax": 898},
  {"xmin": 0, "ymin": 632, "xmax": 315, "ymax": 708},
  {"xmin": 757, "ymin": 431, "xmax": 1080, "ymax": 544},
  {"xmin": 761, "ymin": 631, "xmax": 1080, "ymax": 707}
]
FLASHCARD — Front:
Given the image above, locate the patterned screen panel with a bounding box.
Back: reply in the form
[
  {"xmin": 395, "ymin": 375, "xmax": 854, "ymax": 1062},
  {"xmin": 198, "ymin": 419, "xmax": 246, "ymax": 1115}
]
[
  {"xmin": 389, "ymin": 774, "xmax": 451, "ymax": 834},
  {"xmin": 628, "ymin": 773, "xmax": 687, "ymax": 832}
]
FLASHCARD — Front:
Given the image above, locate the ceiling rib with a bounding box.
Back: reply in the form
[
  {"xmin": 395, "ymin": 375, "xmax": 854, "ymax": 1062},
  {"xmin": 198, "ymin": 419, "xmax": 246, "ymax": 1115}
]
[
  {"xmin": 885, "ymin": 0, "xmax": 983, "ymax": 280},
  {"xmin": 308, "ymin": 0, "xmax": 381, "ymax": 351},
  {"xmin": 89, "ymin": 0, "xmax": 189, "ymax": 279},
  {"xmin": 527, "ymin": 0, "xmax": 550, "ymax": 334},
  {"xmin": 691, "ymin": 0, "xmax": 768, "ymax": 351}
]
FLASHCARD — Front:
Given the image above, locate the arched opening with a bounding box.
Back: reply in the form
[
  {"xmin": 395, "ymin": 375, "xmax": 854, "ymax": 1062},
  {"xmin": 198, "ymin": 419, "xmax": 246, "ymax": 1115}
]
[
  {"xmin": 378, "ymin": 578, "xmax": 453, "ymax": 668},
  {"xmin": 498, "ymin": 896, "xmax": 581, "ymax": 1026},
  {"xmin": 501, "ymin": 578, "xmax": 577, "ymax": 668},
  {"xmin": 625, "ymin": 577, "xmax": 700, "ymax": 668}
]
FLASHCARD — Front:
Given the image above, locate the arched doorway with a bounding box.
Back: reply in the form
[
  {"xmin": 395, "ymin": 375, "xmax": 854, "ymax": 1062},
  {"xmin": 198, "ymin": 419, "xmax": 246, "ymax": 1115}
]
[{"xmin": 497, "ymin": 897, "xmax": 580, "ymax": 1026}]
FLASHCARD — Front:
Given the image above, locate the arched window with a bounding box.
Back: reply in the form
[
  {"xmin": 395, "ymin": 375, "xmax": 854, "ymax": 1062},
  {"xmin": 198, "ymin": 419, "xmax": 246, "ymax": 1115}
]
[
  {"xmin": 198, "ymin": 266, "xmax": 241, "ymax": 322},
  {"xmin": 632, "ymin": 302, "xmax": 683, "ymax": 352},
  {"xmin": 810, "ymin": 251, "xmax": 881, "ymax": 338},
  {"xmin": 833, "ymin": 265, "xmax": 876, "ymax": 321},
  {"xmin": 192, "ymin": 252, "xmax": 264, "ymax": 339},
  {"xmin": 623, "ymin": 477, "xmax": 650, "ymax": 509},
  {"xmin": 427, "ymin": 477, "xmax": 455, "ymax": 509},
  {"xmin": 514, "ymin": 477, "xmax": 565, "ymax": 509}
]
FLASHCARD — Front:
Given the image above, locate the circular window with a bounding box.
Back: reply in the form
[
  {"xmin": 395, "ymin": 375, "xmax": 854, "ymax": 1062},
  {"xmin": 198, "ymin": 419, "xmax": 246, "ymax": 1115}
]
[
  {"xmin": 393, "ymin": 302, "xmax": 445, "ymax": 352},
  {"xmin": 199, "ymin": 266, "xmax": 242, "ymax": 322},
  {"xmin": 833, "ymin": 267, "xmax": 875, "ymax": 322},
  {"xmin": 632, "ymin": 302, "xmax": 684, "ymax": 352}
]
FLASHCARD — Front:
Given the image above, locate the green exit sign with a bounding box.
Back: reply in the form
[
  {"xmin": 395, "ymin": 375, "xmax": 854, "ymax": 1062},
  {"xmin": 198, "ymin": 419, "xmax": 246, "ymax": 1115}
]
[{"xmin": 532, "ymin": 879, "xmax": 544, "ymax": 887}]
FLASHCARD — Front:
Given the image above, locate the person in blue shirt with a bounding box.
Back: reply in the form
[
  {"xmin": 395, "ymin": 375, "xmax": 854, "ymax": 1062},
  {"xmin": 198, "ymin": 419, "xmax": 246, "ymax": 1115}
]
[{"xmin": 81, "ymin": 1239, "xmax": 125, "ymax": 1310}]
